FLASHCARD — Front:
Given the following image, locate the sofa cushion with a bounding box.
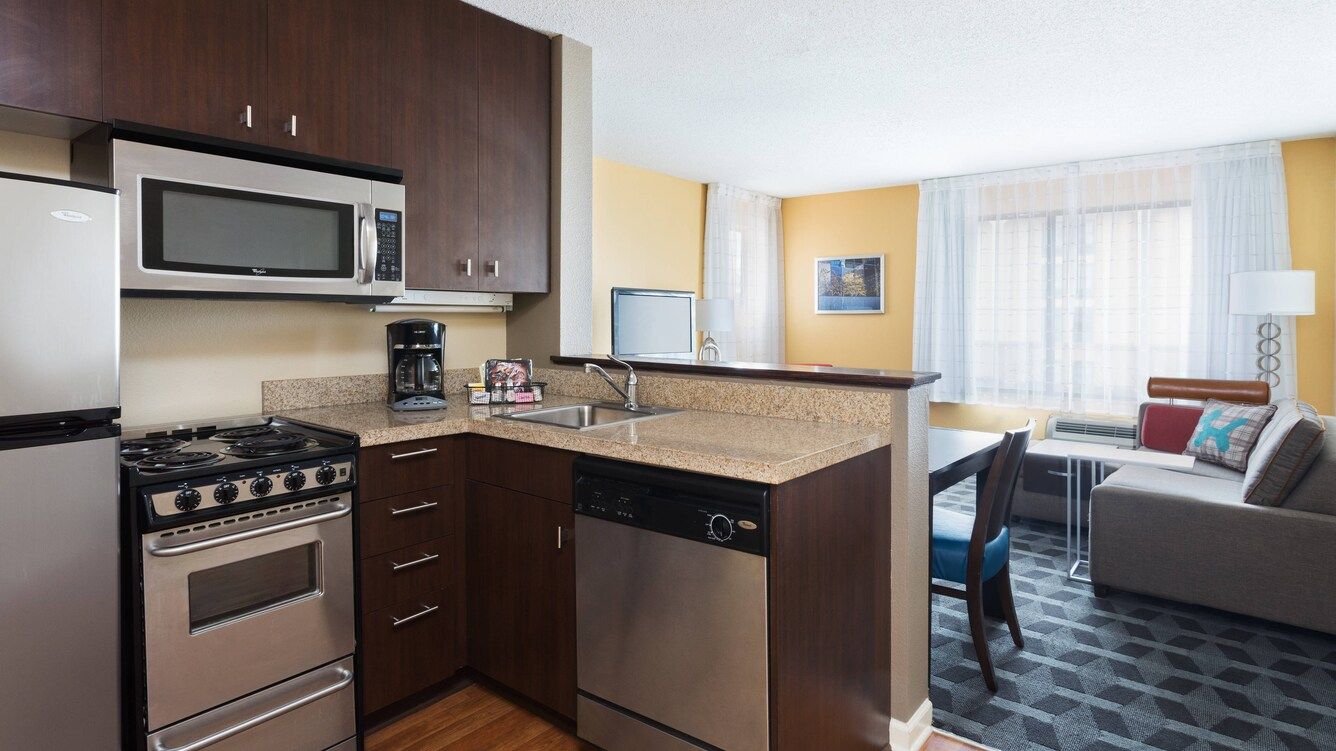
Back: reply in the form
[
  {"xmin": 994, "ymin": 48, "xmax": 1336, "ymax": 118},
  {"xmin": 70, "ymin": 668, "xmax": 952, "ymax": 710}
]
[
  {"xmin": 1132, "ymin": 446, "xmax": 1244, "ymax": 481},
  {"xmin": 1139, "ymin": 403, "xmax": 1205, "ymax": 454},
  {"xmin": 1184, "ymin": 399, "xmax": 1277, "ymax": 471},
  {"xmin": 1097, "ymin": 465, "xmax": 1244, "ymax": 505},
  {"xmin": 1243, "ymin": 400, "xmax": 1326, "ymax": 507},
  {"xmin": 1276, "ymin": 416, "xmax": 1336, "ymax": 516}
]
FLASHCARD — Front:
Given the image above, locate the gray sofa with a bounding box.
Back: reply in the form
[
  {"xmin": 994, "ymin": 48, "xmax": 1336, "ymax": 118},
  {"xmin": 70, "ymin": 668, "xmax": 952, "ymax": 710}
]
[{"xmin": 1089, "ymin": 416, "xmax": 1336, "ymax": 635}]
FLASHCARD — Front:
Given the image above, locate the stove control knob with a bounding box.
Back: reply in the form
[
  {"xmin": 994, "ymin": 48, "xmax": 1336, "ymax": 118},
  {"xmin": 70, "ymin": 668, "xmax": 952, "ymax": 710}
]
[
  {"xmin": 174, "ymin": 488, "xmax": 202, "ymax": 512},
  {"xmin": 213, "ymin": 482, "xmax": 239, "ymax": 505},
  {"xmin": 251, "ymin": 476, "xmax": 273, "ymax": 497},
  {"xmin": 314, "ymin": 465, "xmax": 337, "ymax": 486},
  {"xmin": 708, "ymin": 513, "xmax": 734, "ymax": 542},
  {"xmin": 284, "ymin": 471, "xmax": 307, "ymax": 491}
]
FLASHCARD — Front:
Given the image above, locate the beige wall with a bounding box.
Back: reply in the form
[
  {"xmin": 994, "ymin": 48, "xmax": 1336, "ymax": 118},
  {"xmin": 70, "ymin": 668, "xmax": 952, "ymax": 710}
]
[
  {"xmin": 591, "ymin": 157, "xmax": 705, "ymax": 354},
  {"xmin": 0, "ymin": 130, "xmax": 508, "ymax": 425},
  {"xmin": 783, "ymin": 137, "xmax": 1336, "ymax": 430}
]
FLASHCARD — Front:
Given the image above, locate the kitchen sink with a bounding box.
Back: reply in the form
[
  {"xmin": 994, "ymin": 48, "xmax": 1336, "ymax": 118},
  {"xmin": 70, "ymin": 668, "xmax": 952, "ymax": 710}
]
[{"xmin": 495, "ymin": 402, "xmax": 680, "ymax": 430}]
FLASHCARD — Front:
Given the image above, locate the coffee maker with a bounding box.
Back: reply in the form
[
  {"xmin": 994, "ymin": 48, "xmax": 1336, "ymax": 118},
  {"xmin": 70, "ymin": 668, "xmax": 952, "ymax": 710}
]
[{"xmin": 387, "ymin": 319, "xmax": 447, "ymax": 411}]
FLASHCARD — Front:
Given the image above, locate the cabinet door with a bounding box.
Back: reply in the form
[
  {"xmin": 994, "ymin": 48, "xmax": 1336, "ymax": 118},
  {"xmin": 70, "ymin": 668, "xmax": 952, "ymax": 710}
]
[
  {"xmin": 395, "ymin": 0, "xmax": 479, "ymax": 291},
  {"xmin": 476, "ymin": 13, "xmax": 550, "ymax": 293},
  {"xmin": 103, "ymin": 0, "xmax": 266, "ymax": 143},
  {"xmin": 266, "ymin": 0, "xmax": 391, "ymax": 165},
  {"xmin": 466, "ymin": 481, "xmax": 575, "ymax": 718},
  {"xmin": 0, "ymin": 0, "xmax": 101, "ymax": 121}
]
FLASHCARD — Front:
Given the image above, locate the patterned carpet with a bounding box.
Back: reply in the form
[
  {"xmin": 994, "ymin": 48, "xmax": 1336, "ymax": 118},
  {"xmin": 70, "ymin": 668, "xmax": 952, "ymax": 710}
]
[{"xmin": 931, "ymin": 480, "xmax": 1336, "ymax": 751}]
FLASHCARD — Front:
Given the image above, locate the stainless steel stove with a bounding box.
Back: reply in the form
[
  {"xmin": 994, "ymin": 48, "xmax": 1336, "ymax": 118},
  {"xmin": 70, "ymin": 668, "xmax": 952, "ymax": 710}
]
[{"xmin": 123, "ymin": 415, "xmax": 360, "ymax": 751}]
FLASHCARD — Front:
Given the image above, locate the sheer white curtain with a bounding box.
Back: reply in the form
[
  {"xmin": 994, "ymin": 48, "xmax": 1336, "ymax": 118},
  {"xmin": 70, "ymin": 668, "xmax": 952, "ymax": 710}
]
[
  {"xmin": 913, "ymin": 140, "xmax": 1292, "ymax": 415},
  {"xmin": 703, "ymin": 183, "xmax": 785, "ymax": 362}
]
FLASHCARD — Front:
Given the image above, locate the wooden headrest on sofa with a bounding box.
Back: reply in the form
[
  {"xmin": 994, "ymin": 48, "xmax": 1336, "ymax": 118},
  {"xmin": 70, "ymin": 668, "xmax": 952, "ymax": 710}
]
[{"xmin": 1146, "ymin": 377, "xmax": 1270, "ymax": 405}]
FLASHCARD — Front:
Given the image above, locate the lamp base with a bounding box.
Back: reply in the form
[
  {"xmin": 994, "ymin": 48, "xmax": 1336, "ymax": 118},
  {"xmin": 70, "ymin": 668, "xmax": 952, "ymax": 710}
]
[
  {"xmin": 1255, "ymin": 314, "xmax": 1282, "ymax": 389},
  {"xmin": 699, "ymin": 335, "xmax": 721, "ymax": 362}
]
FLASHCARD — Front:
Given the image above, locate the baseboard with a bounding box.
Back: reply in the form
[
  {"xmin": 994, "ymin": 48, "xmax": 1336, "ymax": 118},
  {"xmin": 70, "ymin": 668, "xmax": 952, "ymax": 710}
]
[{"xmin": 887, "ymin": 698, "xmax": 933, "ymax": 751}]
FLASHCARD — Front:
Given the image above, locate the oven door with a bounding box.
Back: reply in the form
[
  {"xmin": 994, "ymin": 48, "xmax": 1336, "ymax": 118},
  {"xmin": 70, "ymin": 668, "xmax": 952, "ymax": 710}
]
[
  {"xmin": 141, "ymin": 494, "xmax": 355, "ymax": 732},
  {"xmin": 113, "ymin": 139, "xmax": 404, "ymax": 301}
]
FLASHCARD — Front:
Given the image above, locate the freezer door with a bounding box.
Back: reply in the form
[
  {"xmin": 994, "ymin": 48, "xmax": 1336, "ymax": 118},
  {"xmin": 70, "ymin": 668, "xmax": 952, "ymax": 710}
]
[
  {"xmin": 0, "ymin": 432, "xmax": 121, "ymax": 749},
  {"xmin": 0, "ymin": 173, "xmax": 118, "ymax": 422}
]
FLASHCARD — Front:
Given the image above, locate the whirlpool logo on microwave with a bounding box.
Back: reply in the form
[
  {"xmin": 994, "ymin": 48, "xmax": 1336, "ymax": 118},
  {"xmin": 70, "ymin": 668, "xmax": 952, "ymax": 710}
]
[{"xmin": 251, "ymin": 268, "xmax": 268, "ymax": 275}]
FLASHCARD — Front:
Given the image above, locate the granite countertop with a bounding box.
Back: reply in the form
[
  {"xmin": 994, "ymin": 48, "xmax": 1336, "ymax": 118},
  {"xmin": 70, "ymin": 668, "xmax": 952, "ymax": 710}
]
[{"xmin": 280, "ymin": 395, "xmax": 892, "ymax": 485}]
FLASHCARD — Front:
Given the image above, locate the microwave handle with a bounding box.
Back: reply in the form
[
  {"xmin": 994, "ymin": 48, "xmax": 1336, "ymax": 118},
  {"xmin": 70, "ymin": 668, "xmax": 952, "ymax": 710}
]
[{"xmin": 358, "ymin": 203, "xmax": 378, "ymax": 284}]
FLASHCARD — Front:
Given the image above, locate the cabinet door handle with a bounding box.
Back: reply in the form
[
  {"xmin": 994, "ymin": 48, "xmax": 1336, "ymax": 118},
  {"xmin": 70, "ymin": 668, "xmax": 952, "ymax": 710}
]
[
  {"xmin": 284, "ymin": 114, "xmax": 297, "ymax": 137},
  {"xmin": 390, "ymin": 552, "xmax": 439, "ymax": 571},
  {"xmin": 460, "ymin": 258, "xmax": 473, "ymax": 276},
  {"xmin": 485, "ymin": 259, "xmax": 500, "ymax": 277},
  {"xmin": 557, "ymin": 525, "xmax": 573, "ymax": 549},
  {"xmin": 239, "ymin": 105, "xmax": 253, "ymax": 128},
  {"xmin": 389, "ymin": 447, "xmax": 437, "ymax": 460},
  {"xmin": 391, "ymin": 603, "xmax": 439, "ymax": 628},
  {"xmin": 389, "ymin": 501, "xmax": 438, "ymax": 517}
]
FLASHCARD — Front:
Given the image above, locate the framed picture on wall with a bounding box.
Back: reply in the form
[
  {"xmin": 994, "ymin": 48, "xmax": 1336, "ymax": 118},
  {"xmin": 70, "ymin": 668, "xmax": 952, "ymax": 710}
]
[{"xmin": 815, "ymin": 254, "xmax": 884, "ymax": 314}]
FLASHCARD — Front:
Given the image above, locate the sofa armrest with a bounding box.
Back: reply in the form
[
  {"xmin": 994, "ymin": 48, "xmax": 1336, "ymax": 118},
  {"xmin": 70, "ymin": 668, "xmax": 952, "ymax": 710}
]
[{"xmin": 1091, "ymin": 472, "xmax": 1336, "ymax": 634}]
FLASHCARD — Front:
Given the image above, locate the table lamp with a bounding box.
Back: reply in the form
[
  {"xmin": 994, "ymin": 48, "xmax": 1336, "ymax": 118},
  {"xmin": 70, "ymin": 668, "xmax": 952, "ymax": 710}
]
[
  {"xmin": 1229, "ymin": 270, "xmax": 1315, "ymax": 388},
  {"xmin": 696, "ymin": 298, "xmax": 734, "ymax": 361}
]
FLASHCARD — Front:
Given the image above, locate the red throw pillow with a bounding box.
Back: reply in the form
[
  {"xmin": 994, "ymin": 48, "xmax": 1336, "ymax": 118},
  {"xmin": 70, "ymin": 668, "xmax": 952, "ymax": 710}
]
[{"xmin": 1140, "ymin": 403, "xmax": 1205, "ymax": 454}]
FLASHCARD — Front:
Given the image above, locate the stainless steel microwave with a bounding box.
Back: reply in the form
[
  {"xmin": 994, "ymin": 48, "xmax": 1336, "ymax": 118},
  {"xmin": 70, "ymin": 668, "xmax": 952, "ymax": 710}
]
[{"xmin": 97, "ymin": 140, "xmax": 404, "ymax": 301}]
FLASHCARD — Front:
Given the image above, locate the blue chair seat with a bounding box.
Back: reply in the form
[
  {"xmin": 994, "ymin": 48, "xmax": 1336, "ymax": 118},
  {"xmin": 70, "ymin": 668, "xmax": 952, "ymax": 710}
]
[{"xmin": 931, "ymin": 509, "xmax": 1010, "ymax": 583}]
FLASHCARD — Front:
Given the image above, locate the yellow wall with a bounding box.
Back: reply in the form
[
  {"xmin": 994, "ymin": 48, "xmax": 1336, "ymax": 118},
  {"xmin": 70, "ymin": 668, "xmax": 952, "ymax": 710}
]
[
  {"xmin": 784, "ymin": 137, "xmax": 1336, "ymax": 429},
  {"xmin": 591, "ymin": 157, "xmax": 706, "ymax": 354},
  {"xmin": 0, "ymin": 130, "xmax": 508, "ymax": 425}
]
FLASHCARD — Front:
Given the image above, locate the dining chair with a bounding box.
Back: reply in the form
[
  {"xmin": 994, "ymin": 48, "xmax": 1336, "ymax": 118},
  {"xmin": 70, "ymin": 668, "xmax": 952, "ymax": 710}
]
[{"xmin": 930, "ymin": 419, "xmax": 1034, "ymax": 692}]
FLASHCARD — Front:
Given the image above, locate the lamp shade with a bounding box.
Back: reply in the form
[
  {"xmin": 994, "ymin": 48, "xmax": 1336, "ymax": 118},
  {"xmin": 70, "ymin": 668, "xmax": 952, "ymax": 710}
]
[
  {"xmin": 1229, "ymin": 270, "xmax": 1315, "ymax": 316},
  {"xmin": 696, "ymin": 298, "xmax": 734, "ymax": 332}
]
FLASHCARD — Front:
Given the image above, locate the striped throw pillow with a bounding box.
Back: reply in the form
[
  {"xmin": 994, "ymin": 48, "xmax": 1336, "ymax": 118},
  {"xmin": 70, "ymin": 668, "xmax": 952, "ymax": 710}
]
[{"xmin": 1243, "ymin": 399, "xmax": 1327, "ymax": 507}]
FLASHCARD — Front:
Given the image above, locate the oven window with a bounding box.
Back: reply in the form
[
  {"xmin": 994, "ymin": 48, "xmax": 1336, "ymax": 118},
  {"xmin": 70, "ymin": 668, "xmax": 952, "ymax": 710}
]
[
  {"xmin": 187, "ymin": 543, "xmax": 321, "ymax": 632},
  {"xmin": 141, "ymin": 178, "xmax": 355, "ymax": 278}
]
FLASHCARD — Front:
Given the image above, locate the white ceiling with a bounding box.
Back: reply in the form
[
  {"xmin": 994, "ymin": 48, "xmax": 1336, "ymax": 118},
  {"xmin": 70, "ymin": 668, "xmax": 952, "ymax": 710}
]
[{"xmin": 470, "ymin": 1, "xmax": 1336, "ymax": 198}]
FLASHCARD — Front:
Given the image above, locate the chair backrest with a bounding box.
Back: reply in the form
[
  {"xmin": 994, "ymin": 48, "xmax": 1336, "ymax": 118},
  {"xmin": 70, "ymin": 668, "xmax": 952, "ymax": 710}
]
[{"xmin": 970, "ymin": 419, "xmax": 1034, "ymax": 552}]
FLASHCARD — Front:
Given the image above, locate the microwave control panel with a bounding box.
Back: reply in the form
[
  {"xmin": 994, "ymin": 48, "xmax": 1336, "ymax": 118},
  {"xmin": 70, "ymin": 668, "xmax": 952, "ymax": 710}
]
[{"xmin": 375, "ymin": 209, "xmax": 403, "ymax": 282}]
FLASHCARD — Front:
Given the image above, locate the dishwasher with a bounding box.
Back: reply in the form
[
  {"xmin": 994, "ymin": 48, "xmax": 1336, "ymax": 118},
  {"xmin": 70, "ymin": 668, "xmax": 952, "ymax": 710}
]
[{"xmin": 574, "ymin": 456, "xmax": 770, "ymax": 751}]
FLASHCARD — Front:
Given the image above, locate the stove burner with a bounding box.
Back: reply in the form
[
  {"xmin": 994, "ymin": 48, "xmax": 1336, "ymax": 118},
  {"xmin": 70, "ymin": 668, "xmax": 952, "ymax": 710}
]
[
  {"xmin": 121, "ymin": 437, "xmax": 189, "ymax": 457},
  {"xmin": 221, "ymin": 432, "xmax": 316, "ymax": 457},
  {"xmin": 211, "ymin": 426, "xmax": 281, "ymax": 442},
  {"xmin": 136, "ymin": 451, "xmax": 223, "ymax": 471}
]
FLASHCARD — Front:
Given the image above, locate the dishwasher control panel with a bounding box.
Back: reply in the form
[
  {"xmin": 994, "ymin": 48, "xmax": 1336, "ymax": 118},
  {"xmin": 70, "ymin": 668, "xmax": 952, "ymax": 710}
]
[{"xmin": 574, "ymin": 465, "xmax": 768, "ymax": 556}]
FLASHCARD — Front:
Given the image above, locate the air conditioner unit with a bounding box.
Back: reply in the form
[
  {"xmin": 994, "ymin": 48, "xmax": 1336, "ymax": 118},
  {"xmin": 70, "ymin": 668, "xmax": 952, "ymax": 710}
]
[{"xmin": 1046, "ymin": 415, "xmax": 1137, "ymax": 447}]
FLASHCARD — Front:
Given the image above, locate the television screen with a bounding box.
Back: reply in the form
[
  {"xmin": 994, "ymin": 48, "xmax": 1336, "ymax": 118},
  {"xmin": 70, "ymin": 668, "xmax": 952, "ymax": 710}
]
[{"xmin": 611, "ymin": 288, "xmax": 695, "ymax": 357}]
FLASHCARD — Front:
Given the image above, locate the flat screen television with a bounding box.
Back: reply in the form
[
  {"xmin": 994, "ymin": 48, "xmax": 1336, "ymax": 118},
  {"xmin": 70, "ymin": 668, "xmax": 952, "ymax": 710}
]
[{"xmin": 611, "ymin": 287, "xmax": 696, "ymax": 358}]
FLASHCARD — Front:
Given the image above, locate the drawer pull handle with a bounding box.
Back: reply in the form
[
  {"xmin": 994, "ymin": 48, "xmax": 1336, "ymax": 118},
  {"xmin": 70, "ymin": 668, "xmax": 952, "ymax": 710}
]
[
  {"xmin": 391, "ymin": 552, "xmax": 439, "ymax": 572},
  {"xmin": 389, "ymin": 501, "xmax": 439, "ymax": 516},
  {"xmin": 389, "ymin": 447, "xmax": 438, "ymax": 460},
  {"xmin": 392, "ymin": 603, "xmax": 439, "ymax": 628}
]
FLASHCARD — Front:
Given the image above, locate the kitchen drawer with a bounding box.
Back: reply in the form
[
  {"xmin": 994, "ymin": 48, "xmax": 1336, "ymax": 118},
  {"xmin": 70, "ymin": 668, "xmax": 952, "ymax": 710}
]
[
  {"xmin": 361, "ymin": 587, "xmax": 460, "ymax": 713},
  {"xmin": 359, "ymin": 487, "xmax": 456, "ymax": 558},
  {"xmin": 361, "ymin": 536, "xmax": 456, "ymax": 614},
  {"xmin": 467, "ymin": 435, "xmax": 575, "ymax": 503},
  {"xmin": 360, "ymin": 436, "xmax": 460, "ymax": 502}
]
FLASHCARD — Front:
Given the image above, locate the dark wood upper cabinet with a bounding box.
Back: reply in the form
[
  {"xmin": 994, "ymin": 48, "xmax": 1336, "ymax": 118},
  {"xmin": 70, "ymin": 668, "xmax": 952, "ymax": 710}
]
[
  {"xmin": 477, "ymin": 11, "xmax": 551, "ymax": 294},
  {"xmin": 102, "ymin": 0, "xmax": 267, "ymax": 143},
  {"xmin": 466, "ymin": 480, "xmax": 575, "ymax": 719},
  {"xmin": 0, "ymin": 0, "xmax": 101, "ymax": 121},
  {"xmin": 265, "ymin": 0, "xmax": 391, "ymax": 165},
  {"xmin": 395, "ymin": 0, "xmax": 480, "ymax": 291}
]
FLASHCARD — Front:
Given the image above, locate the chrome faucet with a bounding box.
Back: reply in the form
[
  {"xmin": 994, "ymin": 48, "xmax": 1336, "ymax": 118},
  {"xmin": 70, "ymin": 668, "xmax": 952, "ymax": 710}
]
[{"xmin": 585, "ymin": 355, "xmax": 639, "ymax": 410}]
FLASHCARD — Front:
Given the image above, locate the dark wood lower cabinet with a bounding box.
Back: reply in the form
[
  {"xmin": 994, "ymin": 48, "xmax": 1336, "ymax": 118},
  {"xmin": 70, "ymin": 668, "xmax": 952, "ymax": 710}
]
[
  {"xmin": 361, "ymin": 586, "xmax": 461, "ymax": 713},
  {"xmin": 465, "ymin": 479, "xmax": 576, "ymax": 719}
]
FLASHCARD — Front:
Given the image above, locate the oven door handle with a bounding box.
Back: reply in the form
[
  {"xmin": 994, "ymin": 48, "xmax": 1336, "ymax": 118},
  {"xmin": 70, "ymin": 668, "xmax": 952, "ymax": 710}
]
[
  {"xmin": 147, "ymin": 502, "xmax": 352, "ymax": 558},
  {"xmin": 151, "ymin": 666, "xmax": 353, "ymax": 751}
]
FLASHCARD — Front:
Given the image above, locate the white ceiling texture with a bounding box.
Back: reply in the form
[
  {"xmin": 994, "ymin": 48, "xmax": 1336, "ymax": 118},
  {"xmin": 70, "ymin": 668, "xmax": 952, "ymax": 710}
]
[{"xmin": 470, "ymin": 1, "xmax": 1336, "ymax": 197}]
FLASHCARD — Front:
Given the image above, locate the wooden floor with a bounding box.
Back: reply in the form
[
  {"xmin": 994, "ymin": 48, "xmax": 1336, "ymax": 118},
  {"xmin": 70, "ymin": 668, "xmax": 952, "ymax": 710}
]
[{"xmin": 367, "ymin": 683, "xmax": 988, "ymax": 751}]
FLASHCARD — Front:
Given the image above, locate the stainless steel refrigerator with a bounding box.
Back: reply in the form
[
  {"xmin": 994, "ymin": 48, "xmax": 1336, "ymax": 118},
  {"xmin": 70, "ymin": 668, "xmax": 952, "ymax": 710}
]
[{"xmin": 0, "ymin": 171, "xmax": 121, "ymax": 749}]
